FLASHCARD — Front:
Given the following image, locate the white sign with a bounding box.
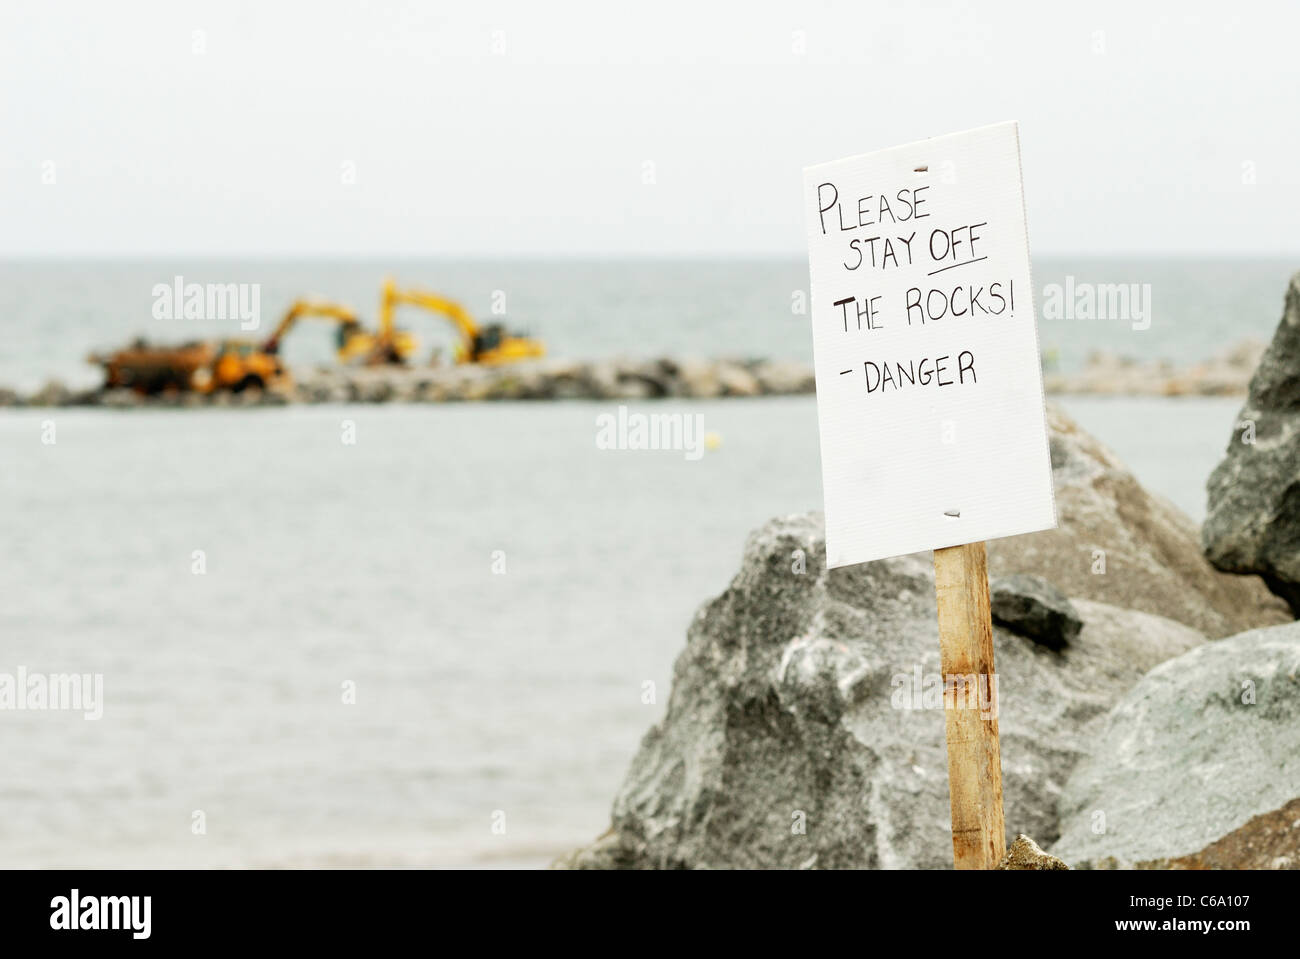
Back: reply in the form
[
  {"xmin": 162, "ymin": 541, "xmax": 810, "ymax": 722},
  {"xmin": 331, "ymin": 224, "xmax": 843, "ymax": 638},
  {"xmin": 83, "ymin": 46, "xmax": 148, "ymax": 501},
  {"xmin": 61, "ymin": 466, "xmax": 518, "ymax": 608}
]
[{"xmin": 803, "ymin": 121, "xmax": 1056, "ymax": 569}]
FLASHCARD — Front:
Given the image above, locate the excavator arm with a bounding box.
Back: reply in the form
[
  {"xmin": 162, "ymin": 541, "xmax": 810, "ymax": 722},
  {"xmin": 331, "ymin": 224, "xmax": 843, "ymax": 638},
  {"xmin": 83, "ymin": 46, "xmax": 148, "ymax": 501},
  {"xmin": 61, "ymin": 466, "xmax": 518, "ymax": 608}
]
[
  {"xmin": 263, "ymin": 299, "xmax": 362, "ymax": 356},
  {"xmin": 378, "ymin": 277, "xmax": 544, "ymax": 365},
  {"xmin": 379, "ymin": 278, "xmax": 479, "ymax": 362}
]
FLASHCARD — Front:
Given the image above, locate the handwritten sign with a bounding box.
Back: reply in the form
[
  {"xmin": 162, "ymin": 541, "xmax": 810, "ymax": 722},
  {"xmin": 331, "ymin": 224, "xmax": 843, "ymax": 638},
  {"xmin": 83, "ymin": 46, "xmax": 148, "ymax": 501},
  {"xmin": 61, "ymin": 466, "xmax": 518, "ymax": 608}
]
[{"xmin": 803, "ymin": 121, "xmax": 1056, "ymax": 568}]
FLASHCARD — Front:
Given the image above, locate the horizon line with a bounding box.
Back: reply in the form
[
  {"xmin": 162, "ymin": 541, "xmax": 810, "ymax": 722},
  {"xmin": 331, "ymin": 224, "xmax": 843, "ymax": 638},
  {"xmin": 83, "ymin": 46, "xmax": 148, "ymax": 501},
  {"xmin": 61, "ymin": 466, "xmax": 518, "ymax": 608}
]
[{"xmin": 1, "ymin": 251, "xmax": 1298, "ymax": 262}]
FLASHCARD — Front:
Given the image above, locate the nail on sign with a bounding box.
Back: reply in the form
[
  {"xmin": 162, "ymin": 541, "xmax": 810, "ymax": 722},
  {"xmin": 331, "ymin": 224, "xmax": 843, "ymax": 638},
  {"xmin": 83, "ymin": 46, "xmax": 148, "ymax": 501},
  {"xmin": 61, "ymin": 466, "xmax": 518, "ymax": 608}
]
[{"xmin": 803, "ymin": 121, "xmax": 1057, "ymax": 569}]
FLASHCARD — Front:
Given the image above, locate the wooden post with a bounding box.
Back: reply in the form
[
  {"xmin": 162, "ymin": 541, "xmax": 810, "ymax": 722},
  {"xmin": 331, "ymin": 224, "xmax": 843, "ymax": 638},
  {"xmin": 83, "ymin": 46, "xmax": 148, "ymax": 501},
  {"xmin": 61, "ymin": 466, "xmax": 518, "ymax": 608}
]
[{"xmin": 932, "ymin": 540, "xmax": 1005, "ymax": 870}]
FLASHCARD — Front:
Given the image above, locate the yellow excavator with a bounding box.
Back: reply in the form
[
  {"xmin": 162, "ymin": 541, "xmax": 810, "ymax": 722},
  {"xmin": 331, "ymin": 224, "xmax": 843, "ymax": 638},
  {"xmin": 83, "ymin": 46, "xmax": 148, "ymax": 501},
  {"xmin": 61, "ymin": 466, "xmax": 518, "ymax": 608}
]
[
  {"xmin": 92, "ymin": 285, "xmax": 542, "ymax": 394},
  {"xmin": 262, "ymin": 297, "xmax": 416, "ymax": 365},
  {"xmin": 376, "ymin": 278, "xmax": 545, "ymax": 366}
]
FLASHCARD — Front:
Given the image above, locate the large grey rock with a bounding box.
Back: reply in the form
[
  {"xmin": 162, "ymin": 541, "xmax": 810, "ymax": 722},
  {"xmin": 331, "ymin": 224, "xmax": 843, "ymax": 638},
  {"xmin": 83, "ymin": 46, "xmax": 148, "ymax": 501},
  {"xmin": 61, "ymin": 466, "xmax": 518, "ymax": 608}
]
[
  {"xmin": 1204, "ymin": 271, "xmax": 1300, "ymax": 614},
  {"xmin": 990, "ymin": 574, "xmax": 1082, "ymax": 650},
  {"xmin": 559, "ymin": 513, "xmax": 1205, "ymax": 870},
  {"xmin": 1052, "ymin": 621, "xmax": 1300, "ymax": 867},
  {"xmin": 987, "ymin": 406, "xmax": 1291, "ymax": 638}
]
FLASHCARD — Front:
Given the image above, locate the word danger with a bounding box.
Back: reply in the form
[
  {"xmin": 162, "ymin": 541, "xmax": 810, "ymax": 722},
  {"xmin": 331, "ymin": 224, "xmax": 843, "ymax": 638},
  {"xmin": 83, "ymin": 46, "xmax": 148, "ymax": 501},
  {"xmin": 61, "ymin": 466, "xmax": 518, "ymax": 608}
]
[{"xmin": 847, "ymin": 351, "xmax": 977, "ymax": 395}]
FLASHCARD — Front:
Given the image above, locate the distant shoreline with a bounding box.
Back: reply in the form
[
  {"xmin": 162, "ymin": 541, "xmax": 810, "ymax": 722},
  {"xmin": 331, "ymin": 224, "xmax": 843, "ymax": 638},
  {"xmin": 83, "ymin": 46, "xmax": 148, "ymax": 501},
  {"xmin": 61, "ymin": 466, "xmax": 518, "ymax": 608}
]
[{"xmin": 0, "ymin": 340, "xmax": 1264, "ymax": 409}]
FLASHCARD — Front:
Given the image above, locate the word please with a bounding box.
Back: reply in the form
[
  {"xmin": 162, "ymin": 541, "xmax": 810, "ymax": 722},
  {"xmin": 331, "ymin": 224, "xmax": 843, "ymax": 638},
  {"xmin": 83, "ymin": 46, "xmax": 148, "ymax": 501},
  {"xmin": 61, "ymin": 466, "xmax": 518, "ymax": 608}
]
[
  {"xmin": 815, "ymin": 182, "xmax": 931, "ymax": 233},
  {"xmin": 847, "ymin": 351, "xmax": 977, "ymax": 395}
]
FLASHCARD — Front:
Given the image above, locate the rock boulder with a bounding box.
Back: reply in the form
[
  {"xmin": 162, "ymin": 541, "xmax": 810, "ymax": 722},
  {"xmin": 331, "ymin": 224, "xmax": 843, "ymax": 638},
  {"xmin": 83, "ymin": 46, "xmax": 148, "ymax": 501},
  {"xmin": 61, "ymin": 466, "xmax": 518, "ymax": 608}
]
[
  {"xmin": 989, "ymin": 574, "xmax": 1082, "ymax": 650},
  {"xmin": 559, "ymin": 513, "xmax": 1206, "ymax": 869},
  {"xmin": 987, "ymin": 407, "xmax": 1291, "ymax": 638},
  {"xmin": 1204, "ymin": 271, "xmax": 1300, "ymax": 614},
  {"xmin": 1051, "ymin": 621, "xmax": 1300, "ymax": 867}
]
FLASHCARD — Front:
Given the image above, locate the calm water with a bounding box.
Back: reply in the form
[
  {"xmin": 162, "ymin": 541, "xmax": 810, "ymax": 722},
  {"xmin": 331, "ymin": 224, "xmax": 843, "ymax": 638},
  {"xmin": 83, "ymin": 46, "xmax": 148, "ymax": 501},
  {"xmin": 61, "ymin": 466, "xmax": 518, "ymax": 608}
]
[
  {"xmin": 0, "ymin": 258, "xmax": 1293, "ymax": 392},
  {"xmin": 2, "ymin": 400, "xmax": 825, "ymax": 867},
  {"xmin": 0, "ymin": 258, "xmax": 1272, "ymax": 866},
  {"xmin": 0, "ymin": 393, "xmax": 1241, "ymax": 867}
]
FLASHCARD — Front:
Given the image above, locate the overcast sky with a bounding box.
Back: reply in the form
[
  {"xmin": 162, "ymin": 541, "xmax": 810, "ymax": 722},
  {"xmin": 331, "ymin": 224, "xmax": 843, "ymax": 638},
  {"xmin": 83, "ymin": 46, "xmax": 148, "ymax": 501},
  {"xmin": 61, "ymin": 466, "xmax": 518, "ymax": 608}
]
[{"xmin": 3, "ymin": 1, "xmax": 1296, "ymax": 257}]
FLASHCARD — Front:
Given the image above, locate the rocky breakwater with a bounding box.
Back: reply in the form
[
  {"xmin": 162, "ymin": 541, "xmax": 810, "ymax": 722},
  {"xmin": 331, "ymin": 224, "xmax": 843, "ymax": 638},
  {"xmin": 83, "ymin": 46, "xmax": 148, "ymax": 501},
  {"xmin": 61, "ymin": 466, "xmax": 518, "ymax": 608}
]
[
  {"xmin": 558, "ymin": 406, "xmax": 1289, "ymax": 869},
  {"xmin": 3, "ymin": 339, "xmax": 1277, "ymax": 407},
  {"xmin": 1042, "ymin": 339, "xmax": 1266, "ymax": 397},
  {"xmin": 0, "ymin": 357, "xmax": 817, "ymax": 408}
]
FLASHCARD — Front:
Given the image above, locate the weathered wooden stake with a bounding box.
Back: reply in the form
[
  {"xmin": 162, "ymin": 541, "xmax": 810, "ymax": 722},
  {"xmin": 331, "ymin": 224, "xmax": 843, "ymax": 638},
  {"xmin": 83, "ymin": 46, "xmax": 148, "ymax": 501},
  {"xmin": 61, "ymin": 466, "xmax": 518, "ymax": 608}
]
[{"xmin": 932, "ymin": 540, "xmax": 1005, "ymax": 870}]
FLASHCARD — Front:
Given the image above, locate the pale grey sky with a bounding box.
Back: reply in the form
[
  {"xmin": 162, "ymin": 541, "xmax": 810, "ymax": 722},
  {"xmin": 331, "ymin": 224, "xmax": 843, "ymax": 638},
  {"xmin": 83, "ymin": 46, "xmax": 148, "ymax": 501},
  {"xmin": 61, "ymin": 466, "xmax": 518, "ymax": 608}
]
[{"xmin": 2, "ymin": 0, "xmax": 1296, "ymax": 256}]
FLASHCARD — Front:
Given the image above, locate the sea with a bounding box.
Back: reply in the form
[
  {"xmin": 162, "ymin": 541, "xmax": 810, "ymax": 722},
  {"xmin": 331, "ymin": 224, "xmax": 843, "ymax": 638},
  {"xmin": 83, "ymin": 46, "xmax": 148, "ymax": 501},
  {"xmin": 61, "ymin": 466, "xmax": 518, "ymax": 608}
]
[{"xmin": 0, "ymin": 258, "xmax": 1291, "ymax": 866}]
